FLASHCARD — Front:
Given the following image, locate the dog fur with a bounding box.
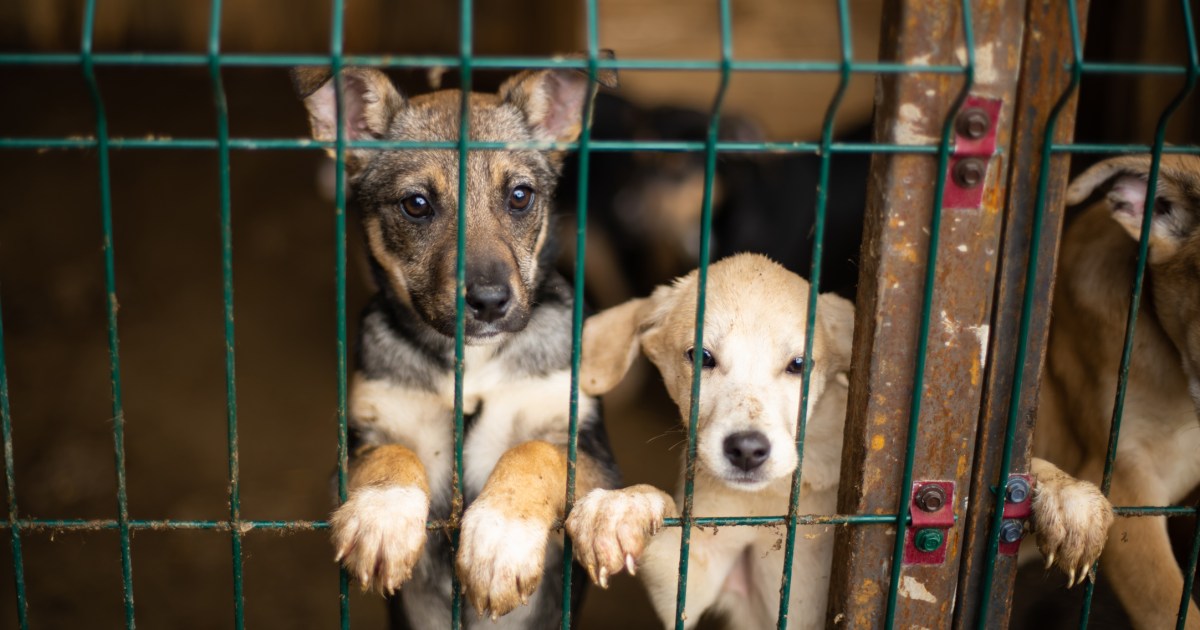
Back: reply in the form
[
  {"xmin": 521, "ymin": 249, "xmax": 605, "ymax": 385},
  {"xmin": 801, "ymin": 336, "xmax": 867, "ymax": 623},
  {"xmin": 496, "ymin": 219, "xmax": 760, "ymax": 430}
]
[
  {"xmin": 293, "ymin": 63, "xmax": 620, "ymax": 628},
  {"xmin": 1033, "ymin": 154, "xmax": 1200, "ymax": 629},
  {"xmin": 568, "ymin": 253, "xmax": 1114, "ymax": 628}
]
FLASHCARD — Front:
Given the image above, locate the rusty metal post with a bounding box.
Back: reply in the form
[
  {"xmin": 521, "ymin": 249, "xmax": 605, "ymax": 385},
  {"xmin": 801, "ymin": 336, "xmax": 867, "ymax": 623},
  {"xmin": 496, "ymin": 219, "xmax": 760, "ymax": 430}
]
[
  {"xmin": 954, "ymin": 1, "xmax": 1090, "ymax": 627},
  {"xmin": 827, "ymin": 1, "xmax": 1029, "ymax": 626}
]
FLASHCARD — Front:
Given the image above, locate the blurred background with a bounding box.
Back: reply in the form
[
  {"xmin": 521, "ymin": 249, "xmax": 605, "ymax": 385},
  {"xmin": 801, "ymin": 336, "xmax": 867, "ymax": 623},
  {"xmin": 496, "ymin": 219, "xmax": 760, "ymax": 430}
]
[{"xmin": 1, "ymin": 1, "xmax": 1199, "ymax": 628}]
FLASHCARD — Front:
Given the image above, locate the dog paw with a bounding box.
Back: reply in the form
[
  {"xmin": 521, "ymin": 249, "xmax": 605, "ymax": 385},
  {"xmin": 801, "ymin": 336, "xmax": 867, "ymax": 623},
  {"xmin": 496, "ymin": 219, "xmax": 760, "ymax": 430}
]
[
  {"xmin": 1031, "ymin": 467, "xmax": 1113, "ymax": 587},
  {"xmin": 330, "ymin": 485, "xmax": 429, "ymax": 595},
  {"xmin": 456, "ymin": 498, "xmax": 551, "ymax": 620},
  {"xmin": 565, "ymin": 485, "xmax": 672, "ymax": 588}
]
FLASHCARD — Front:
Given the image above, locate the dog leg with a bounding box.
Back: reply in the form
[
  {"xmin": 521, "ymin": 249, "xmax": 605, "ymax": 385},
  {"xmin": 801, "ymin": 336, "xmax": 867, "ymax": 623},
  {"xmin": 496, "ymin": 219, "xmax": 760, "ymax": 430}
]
[
  {"xmin": 1029, "ymin": 457, "xmax": 1112, "ymax": 585},
  {"xmin": 331, "ymin": 444, "xmax": 430, "ymax": 595},
  {"xmin": 565, "ymin": 484, "xmax": 676, "ymax": 586},
  {"xmin": 636, "ymin": 523, "xmax": 752, "ymax": 629},
  {"xmin": 1102, "ymin": 456, "xmax": 1200, "ymax": 630},
  {"xmin": 455, "ymin": 440, "xmax": 609, "ymax": 620}
]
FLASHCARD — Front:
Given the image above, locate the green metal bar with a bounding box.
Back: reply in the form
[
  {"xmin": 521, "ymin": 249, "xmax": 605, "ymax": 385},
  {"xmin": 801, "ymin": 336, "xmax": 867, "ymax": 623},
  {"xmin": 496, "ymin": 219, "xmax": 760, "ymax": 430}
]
[
  {"xmin": 0, "ymin": 137, "xmax": 963, "ymax": 155},
  {"xmin": 559, "ymin": 1, "xmax": 602, "ymax": 626},
  {"xmin": 80, "ymin": 1, "xmax": 137, "ymax": 627},
  {"xmin": 972, "ymin": 5, "xmax": 1085, "ymax": 625},
  {"xmin": 0, "ymin": 296, "xmax": 27, "ymax": 629},
  {"xmin": 450, "ymin": 1, "xmax": 473, "ymax": 626},
  {"xmin": 775, "ymin": 0, "xmax": 851, "ymax": 626},
  {"xmin": 1052, "ymin": 143, "xmax": 1200, "ymax": 154},
  {"xmin": 1178, "ymin": 501, "xmax": 1200, "ymax": 630},
  {"xmin": 2, "ymin": 519, "xmax": 332, "ymax": 531},
  {"xmin": 1080, "ymin": 3, "xmax": 1199, "ymax": 626},
  {"xmin": 326, "ymin": 0, "xmax": 352, "ymax": 625},
  {"xmin": 206, "ymin": 2, "xmax": 245, "ymax": 627},
  {"xmin": 673, "ymin": 1, "xmax": 732, "ymax": 627},
  {"xmin": 884, "ymin": 3, "xmax": 976, "ymax": 627}
]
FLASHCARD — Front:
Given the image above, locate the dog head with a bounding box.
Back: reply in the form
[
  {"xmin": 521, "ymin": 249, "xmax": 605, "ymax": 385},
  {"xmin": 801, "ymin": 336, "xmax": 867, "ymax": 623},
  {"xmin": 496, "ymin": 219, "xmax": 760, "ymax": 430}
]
[
  {"xmin": 580, "ymin": 253, "xmax": 855, "ymax": 490},
  {"xmin": 1067, "ymin": 154, "xmax": 1200, "ymax": 411},
  {"xmin": 294, "ymin": 61, "xmax": 616, "ymax": 343}
]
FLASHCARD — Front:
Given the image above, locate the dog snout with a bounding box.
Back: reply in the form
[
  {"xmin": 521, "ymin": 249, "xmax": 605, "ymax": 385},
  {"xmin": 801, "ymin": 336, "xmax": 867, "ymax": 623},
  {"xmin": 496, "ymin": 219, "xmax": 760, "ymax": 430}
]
[
  {"xmin": 465, "ymin": 282, "xmax": 511, "ymax": 323},
  {"xmin": 723, "ymin": 431, "xmax": 771, "ymax": 472}
]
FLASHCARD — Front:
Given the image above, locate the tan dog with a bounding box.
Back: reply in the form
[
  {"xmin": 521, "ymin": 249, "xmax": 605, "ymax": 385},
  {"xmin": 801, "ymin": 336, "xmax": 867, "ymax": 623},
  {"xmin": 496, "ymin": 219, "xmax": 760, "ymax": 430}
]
[
  {"xmin": 1033, "ymin": 154, "xmax": 1200, "ymax": 629},
  {"xmin": 567, "ymin": 253, "xmax": 1112, "ymax": 628},
  {"xmin": 566, "ymin": 254, "xmax": 852, "ymax": 628}
]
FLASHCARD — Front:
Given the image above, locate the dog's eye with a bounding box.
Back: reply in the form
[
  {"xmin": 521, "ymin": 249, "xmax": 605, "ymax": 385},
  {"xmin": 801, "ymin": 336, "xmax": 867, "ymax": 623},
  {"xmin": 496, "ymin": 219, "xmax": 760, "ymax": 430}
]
[
  {"xmin": 786, "ymin": 357, "xmax": 805, "ymax": 375},
  {"xmin": 399, "ymin": 194, "xmax": 433, "ymax": 221},
  {"xmin": 508, "ymin": 185, "xmax": 535, "ymax": 213},
  {"xmin": 685, "ymin": 347, "xmax": 716, "ymax": 369}
]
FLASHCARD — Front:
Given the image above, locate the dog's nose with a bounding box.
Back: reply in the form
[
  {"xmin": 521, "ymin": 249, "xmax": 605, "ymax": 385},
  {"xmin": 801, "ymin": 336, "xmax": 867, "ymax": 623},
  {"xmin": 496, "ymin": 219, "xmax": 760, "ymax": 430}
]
[
  {"xmin": 465, "ymin": 283, "xmax": 511, "ymax": 323},
  {"xmin": 723, "ymin": 431, "xmax": 771, "ymax": 472}
]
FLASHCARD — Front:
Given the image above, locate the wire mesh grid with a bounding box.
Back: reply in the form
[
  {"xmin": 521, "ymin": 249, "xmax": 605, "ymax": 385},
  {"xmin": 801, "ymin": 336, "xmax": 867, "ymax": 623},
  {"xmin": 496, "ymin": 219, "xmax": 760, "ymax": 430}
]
[{"xmin": 0, "ymin": 0, "xmax": 1199, "ymax": 628}]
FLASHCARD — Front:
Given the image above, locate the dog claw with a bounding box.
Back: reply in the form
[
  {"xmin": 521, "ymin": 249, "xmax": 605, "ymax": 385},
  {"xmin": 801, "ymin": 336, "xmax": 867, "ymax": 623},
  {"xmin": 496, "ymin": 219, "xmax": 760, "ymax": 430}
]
[
  {"xmin": 598, "ymin": 566, "xmax": 609, "ymax": 589},
  {"xmin": 1067, "ymin": 569, "xmax": 1076, "ymax": 588},
  {"xmin": 1044, "ymin": 552, "xmax": 1055, "ymax": 570},
  {"xmin": 625, "ymin": 553, "xmax": 637, "ymax": 576}
]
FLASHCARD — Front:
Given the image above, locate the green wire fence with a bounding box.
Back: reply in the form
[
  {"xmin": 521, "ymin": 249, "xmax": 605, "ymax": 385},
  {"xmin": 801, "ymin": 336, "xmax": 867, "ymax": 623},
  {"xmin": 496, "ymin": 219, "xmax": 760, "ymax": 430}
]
[{"xmin": 2, "ymin": 0, "xmax": 1200, "ymax": 628}]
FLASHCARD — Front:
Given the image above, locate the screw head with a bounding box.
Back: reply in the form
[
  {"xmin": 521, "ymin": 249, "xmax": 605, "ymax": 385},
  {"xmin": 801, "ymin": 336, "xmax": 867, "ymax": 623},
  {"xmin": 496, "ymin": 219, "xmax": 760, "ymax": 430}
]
[
  {"xmin": 1000, "ymin": 519, "xmax": 1025, "ymax": 544},
  {"xmin": 914, "ymin": 528, "xmax": 945, "ymax": 553},
  {"xmin": 915, "ymin": 484, "xmax": 946, "ymax": 512},
  {"xmin": 956, "ymin": 108, "xmax": 991, "ymax": 140},
  {"xmin": 952, "ymin": 157, "xmax": 987, "ymax": 188},
  {"xmin": 1006, "ymin": 477, "xmax": 1031, "ymax": 504}
]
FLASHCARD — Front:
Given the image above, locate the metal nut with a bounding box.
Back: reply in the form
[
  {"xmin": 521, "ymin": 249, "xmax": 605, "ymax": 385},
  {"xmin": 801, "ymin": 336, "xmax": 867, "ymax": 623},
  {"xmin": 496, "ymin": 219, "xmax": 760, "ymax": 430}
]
[
  {"xmin": 915, "ymin": 484, "xmax": 946, "ymax": 512},
  {"xmin": 956, "ymin": 107, "xmax": 991, "ymax": 140},
  {"xmin": 1006, "ymin": 477, "xmax": 1030, "ymax": 504},
  {"xmin": 952, "ymin": 157, "xmax": 987, "ymax": 188},
  {"xmin": 914, "ymin": 528, "xmax": 945, "ymax": 553},
  {"xmin": 999, "ymin": 519, "xmax": 1025, "ymax": 544}
]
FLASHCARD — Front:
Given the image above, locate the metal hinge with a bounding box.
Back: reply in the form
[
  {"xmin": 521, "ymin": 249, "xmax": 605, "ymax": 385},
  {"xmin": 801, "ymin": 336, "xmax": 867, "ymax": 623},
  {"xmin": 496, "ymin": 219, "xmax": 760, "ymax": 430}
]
[
  {"xmin": 998, "ymin": 474, "xmax": 1034, "ymax": 556},
  {"xmin": 944, "ymin": 95, "xmax": 1002, "ymax": 210},
  {"xmin": 904, "ymin": 481, "xmax": 955, "ymax": 565}
]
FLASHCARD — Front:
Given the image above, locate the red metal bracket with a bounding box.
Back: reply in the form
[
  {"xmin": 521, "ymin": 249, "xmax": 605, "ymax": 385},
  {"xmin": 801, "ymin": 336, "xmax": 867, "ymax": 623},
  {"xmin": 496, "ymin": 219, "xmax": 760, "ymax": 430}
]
[
  {"xmin": 998, "ymin": 473, "xmax": 1034, "ymax": 556},
  {"xmin": 943, "ymin": 95, "xmax": 1002, "ymax": 210},
  {"xmin": 904, "ymin": 481, "xmax": 955, "ymax": 565}
]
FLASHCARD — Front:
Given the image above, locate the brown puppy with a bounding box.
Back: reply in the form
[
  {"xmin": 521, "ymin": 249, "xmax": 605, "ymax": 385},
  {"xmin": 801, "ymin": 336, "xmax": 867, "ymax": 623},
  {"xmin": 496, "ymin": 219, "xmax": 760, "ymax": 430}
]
[
  {"xmin": 1034, "ymin": 154, "xmax": 1200, "ymax": 628},
  {"xmin": 293, "ymin": 63, "xmax": 621, "ymax": 628}
]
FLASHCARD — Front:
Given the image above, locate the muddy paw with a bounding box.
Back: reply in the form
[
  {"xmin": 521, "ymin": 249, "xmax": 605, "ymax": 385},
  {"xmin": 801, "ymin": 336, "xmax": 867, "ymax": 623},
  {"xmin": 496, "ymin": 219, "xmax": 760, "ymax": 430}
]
[
  {"xmin": 455, "ymin": 498, "xmax": 550, "ymax": 620},
  {"xmin": 565, "ymin": 485, "xmax": 672, "ymax": 588},
  {"xmin": 1031, "ymin": 460, "xmax": 1113, "ymax": 587},
  {"xmin": 331, "ymin": 485, "xmax": 429, "ymax": 595}
]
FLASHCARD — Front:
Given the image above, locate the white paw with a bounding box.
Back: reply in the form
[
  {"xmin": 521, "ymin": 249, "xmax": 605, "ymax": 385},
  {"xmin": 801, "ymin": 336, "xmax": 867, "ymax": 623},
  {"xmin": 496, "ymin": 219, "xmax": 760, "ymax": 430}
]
[
  {"xmin": 456, "ymin": 499, "xmax": 550, "ymax": 620},
  {"xmin": 1032, "ymin": 471, "xmax": 1113, "ymax": 587},
  {"xmin": 565, "ymin": 485, "xmax": 670, "ymax": 588},
  {"xmin": 331, "ymin": 485, "xmax": 429, "ymax": 595}
]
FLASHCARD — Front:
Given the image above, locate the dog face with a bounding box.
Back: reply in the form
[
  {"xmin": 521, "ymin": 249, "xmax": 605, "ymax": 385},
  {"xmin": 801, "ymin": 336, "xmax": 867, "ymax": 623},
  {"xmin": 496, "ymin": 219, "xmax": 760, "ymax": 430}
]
[
  {"xmin": 580, "ymin": 253, "xmax": 854, "ymax": 490},
  {"xmin": 1066, "ymin": 154, "xmax": 1200, "ymax": 411},
  {"xmin": 295, "ymin": 65, "xmax": 614, "ymax": 343}
]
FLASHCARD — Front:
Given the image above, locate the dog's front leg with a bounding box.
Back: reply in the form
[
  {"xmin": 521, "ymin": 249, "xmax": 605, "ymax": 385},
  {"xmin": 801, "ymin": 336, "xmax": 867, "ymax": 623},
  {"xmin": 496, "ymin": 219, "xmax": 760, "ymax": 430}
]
[
  {"xmin": 1029, "ymin": 457, "xmax": 1112, "ymax": 584},
  {"xmin": 455, "ymin": 440, "xmax": 607, "ymax": 620},
  {"xmin": 1101, "ymin": 457, "xmax": 1200, "ymax": 630},
  {"xmin": 566, "ymin": 484, "xmax": 676, "ymax": 586},
  {"xmin": 331, "ymin": 444, "xmax": 430, "ymax": 595}
]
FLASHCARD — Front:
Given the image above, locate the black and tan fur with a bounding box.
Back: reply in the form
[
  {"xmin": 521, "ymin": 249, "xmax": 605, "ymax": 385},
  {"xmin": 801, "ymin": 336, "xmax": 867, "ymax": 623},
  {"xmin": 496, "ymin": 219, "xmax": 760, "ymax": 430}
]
[{"xmin": 293, "ymin": 61, "xmax": 620, "ymax": 628}]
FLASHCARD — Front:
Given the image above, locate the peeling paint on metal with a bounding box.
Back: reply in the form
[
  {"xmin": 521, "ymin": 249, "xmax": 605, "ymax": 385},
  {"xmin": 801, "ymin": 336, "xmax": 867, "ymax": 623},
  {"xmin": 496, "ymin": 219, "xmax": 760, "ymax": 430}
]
[{"xmin": 899, "ymin": 576, "xmax": 938, "ymax": 603}]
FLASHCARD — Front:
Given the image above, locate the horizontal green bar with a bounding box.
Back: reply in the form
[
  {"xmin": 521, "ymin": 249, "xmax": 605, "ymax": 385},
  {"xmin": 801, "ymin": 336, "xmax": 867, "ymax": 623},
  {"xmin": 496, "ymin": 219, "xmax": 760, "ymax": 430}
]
[
  {"xmin": 1, "ymin": 519, "xmax": 329, "ymax": 531},
  {"xmin": 0, "ymin": 52, "xmax": 967, "ymax": 75},
  {"xmin": 663, "ymin": 514, "xmax": 899, "ymax": 527},
  {"xmin": 1052, "ymin": 143, "xmax": 1200, "ymax": 154},
  {"xmin": 1078, "ymin": 61, "xmax": 1193, "ymax": 75},
  {"xmin": 1113, "ymin": 506, "xmax": 1198, "ymax": 517}
]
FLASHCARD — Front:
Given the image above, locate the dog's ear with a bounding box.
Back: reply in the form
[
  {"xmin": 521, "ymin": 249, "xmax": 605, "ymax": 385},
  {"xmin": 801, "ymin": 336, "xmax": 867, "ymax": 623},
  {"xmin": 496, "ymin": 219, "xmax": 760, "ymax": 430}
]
[
  {"xmin": 292, "ymin": 66, "xmax": 406, "ymax": 174},
  {"xmin": 1066, "ymin": 155, "xmax": 1200, "ymax": 262},
  {"xmin": 580, "ymin": 296, "xmax": 653, "ymax": 396},
  {"xmin": 498, "ymin": 50, "xmax": 619, "ymax": 149},
  {"xmin": 817, "ymin": 292, "xmax": 856, "ymax": 373}
]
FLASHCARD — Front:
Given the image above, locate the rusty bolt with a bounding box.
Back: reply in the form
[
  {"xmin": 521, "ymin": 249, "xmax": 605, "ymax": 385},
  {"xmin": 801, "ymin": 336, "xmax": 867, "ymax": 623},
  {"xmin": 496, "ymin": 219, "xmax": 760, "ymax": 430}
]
[
  {"xmin": 1006, "ymin": 477, "xmax": 1031, "ymax": 504},
  {"xmin": 999, "ymin": 519, "xmax": 1025, "ymax": 544},
  {"xmin": 914, "ymin": 528, "xmax": 945, "ymax": 553},
  {"xmin": 956, "ymin": 107, "xmax": 991, "ymax": 140},
  {"xmin": 915, "ymin": 484, "xmax": 946, "ymax": 512},
  {"xmin": 952, "ymin": 158, "xmax": 987, "ymax": 188}
]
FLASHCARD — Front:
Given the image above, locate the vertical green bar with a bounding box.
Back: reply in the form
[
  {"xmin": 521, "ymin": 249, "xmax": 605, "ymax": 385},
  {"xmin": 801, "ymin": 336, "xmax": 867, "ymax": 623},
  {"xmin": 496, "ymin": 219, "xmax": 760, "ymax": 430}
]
[
  {"xmin": 774, "ymin": 0, "xmax": 851, "ymax": 625},
  {"xmin": 451, "ymin": 1, "xmax": 473, "ymax": 627},
  {"xmin": 1179, "ymin": 505, "xmax": 1200, "ymax": 630},
  {"xmin": 0, "ymin": 295, "xmax": 28, "ymax": 629},
  {"xmin": 673, "ymin": 1, "xmax": 732, "ymax": 627},
  {"xmin": 326, "ymin": 0, "xmax": 351, "ymax": 626},
  {"xmin": 206, "ymin": 2, "xmax": 245, "ymax": 627},
  {"xmin": 559, "ymin": 0, "xmax": 601, "ymax": 626},
  {"xmin": 80, "ymin": 1, "xmax": 136, "ymax": 627},
  {"xmin": 972, "ymin": 4, "xmax": 1084, "ymax": 625},
  {"xmin": 883, "ymin": 2, "xmax": 975, "ymax": 627},
  {"xmin": 1078, "ymin": 1, "xmax": 1198, "ymax": 626}
]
